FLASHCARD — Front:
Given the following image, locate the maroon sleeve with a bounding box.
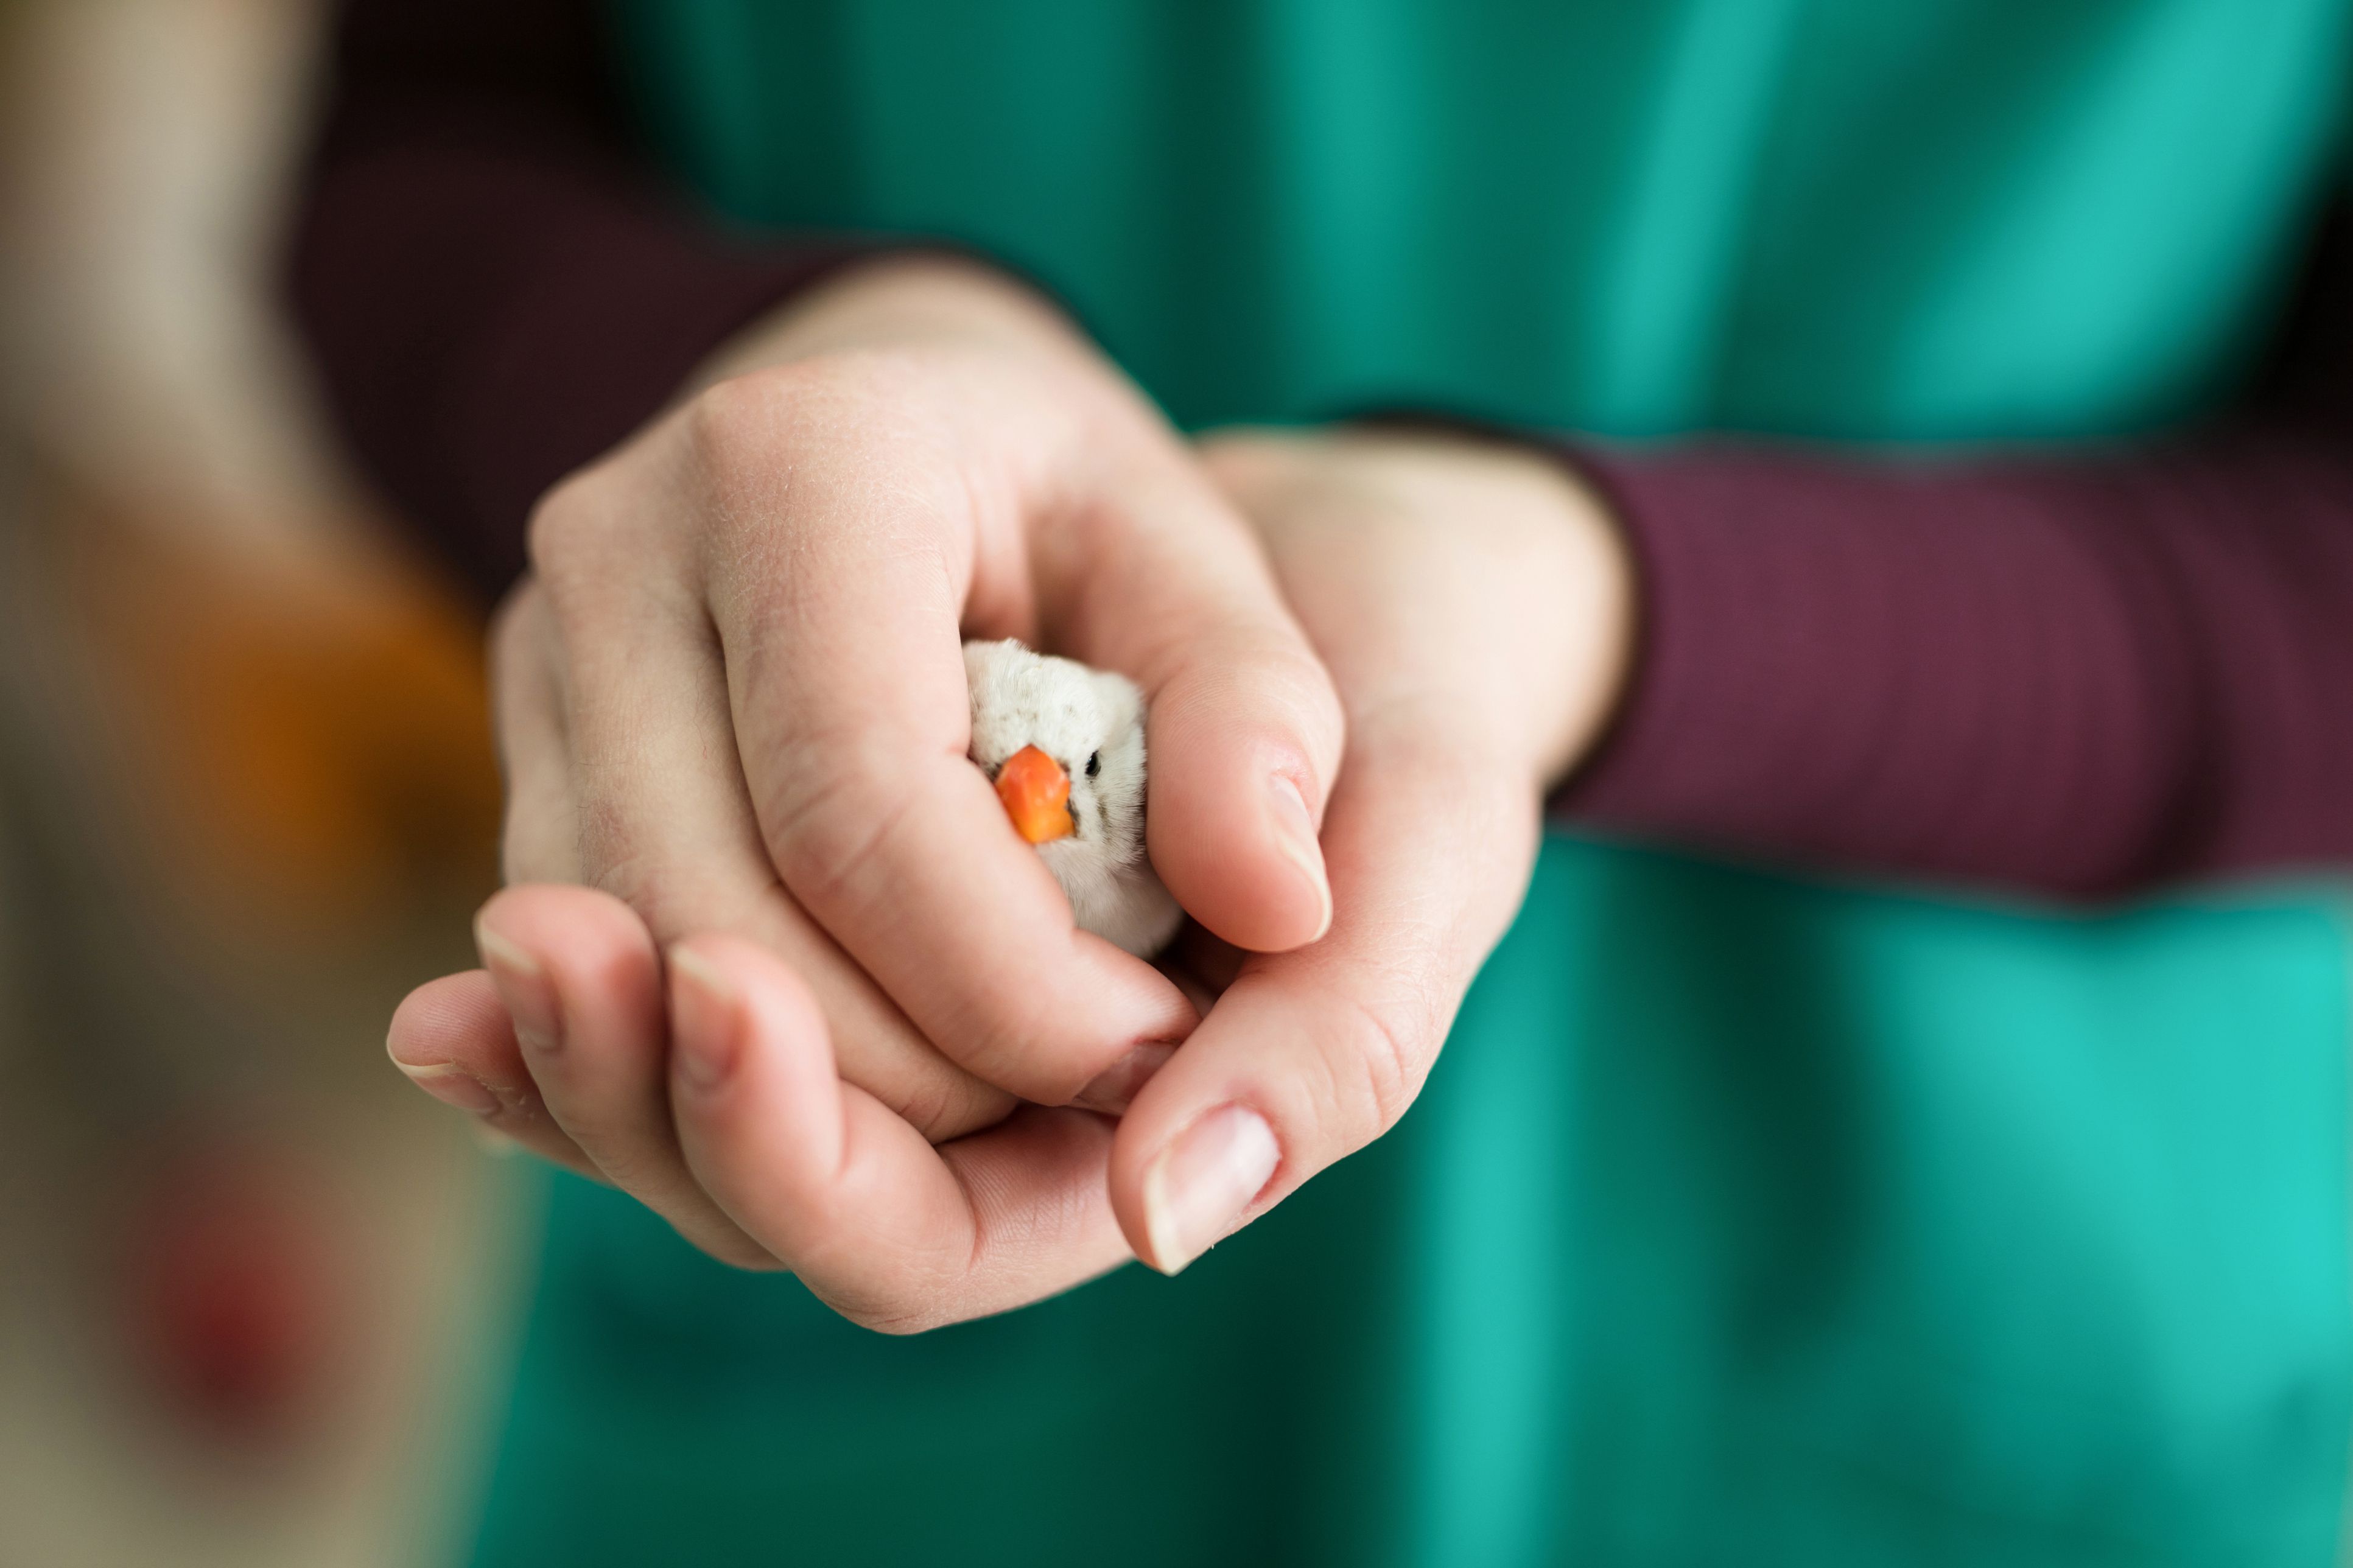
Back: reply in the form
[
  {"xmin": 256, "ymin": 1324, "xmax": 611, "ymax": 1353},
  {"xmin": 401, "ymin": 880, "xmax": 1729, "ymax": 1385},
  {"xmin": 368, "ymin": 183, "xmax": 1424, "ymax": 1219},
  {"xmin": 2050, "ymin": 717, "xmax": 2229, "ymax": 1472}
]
[
  {"xmin": 286, "ymin": 0, "xmax": 875, "ymax": 598},
  {"xmin": 286, "ymin": 0, "xmax": 2353, "ymax": 897},
  {"xmin": 1554, "ymin": 198, "xmax": 2353, "ymax": 897}
]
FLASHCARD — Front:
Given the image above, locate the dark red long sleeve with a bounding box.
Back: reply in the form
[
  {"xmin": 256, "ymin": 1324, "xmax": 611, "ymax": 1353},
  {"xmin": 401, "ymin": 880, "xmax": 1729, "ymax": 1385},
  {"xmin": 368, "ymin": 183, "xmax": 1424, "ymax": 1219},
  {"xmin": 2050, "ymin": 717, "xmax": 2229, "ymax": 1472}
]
[
  {"xmin": 1554, "ymin": 205, "xmax": 2353, "ymax": 897},
  {"xmin": 286, "ymin": 0, "xmax": 2353, "ymax": 899},
  {"xmin": 287, "ymin": 0, "xmax": 874, "ymax": 595}
]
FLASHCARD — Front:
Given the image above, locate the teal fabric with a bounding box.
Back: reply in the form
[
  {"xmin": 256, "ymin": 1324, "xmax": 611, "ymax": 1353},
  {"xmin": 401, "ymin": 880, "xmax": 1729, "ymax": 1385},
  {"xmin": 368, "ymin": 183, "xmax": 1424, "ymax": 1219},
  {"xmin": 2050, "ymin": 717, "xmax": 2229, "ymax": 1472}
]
[
  {"xmin": 608, "ymin": 0, "xmax": 2348, "ymax": 440},
  {"xmin": 473, "ymin": 845, "xmax": 2353, "ymax": 1566},
  {"xmin": 465, "ymin": 3, "xmax": 2353, "ymax": 1562}
]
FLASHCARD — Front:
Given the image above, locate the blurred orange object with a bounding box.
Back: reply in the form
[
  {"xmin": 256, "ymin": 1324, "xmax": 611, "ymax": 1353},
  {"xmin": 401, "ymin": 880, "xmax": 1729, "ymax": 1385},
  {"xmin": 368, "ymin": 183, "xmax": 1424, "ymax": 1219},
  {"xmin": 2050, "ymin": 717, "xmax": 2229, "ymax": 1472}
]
[{"xmin": 33, "ymin": 481, "xmax": 504, "ymax": 944}]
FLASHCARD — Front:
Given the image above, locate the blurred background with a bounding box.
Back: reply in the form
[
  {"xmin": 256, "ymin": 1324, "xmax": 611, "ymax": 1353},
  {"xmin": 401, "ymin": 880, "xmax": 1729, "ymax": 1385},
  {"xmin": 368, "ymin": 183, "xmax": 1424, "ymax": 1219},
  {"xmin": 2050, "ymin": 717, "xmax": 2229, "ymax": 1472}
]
[{"xmin": 0, "ymin": 2, "xmax": 531, "ymax": 1561}]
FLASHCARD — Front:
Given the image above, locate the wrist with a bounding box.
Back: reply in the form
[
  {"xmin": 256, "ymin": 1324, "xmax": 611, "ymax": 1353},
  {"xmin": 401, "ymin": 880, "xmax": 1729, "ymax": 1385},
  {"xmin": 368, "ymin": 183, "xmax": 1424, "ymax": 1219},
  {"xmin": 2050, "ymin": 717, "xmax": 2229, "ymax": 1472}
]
[
  {"xmin": 1348, "ymin": 431, "xmax": 1636, "ymax": 794},
  {"xmin": 688, "ymin": 251, "xmax": 1091, "ymax": 390},
  {"xmin": 1512, "ymin": 449, "xmax": 1636, "ymax": 793}
]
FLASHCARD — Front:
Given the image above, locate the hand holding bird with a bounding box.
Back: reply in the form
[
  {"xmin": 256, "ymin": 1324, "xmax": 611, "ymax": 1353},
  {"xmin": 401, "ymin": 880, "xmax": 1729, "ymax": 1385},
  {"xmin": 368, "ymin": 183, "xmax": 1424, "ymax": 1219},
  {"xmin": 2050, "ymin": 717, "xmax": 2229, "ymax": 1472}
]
[
  {"xmin": 390, "ymin": 419, "xmax": 1630, "ymax": 1332},
  {"xmin": 383, "ymin": 255, "xmax": 1347, "ymax": 1326},
  {"xmin": 374, "ymin": 247, "xmax": 1637, "ymax": 1333}
]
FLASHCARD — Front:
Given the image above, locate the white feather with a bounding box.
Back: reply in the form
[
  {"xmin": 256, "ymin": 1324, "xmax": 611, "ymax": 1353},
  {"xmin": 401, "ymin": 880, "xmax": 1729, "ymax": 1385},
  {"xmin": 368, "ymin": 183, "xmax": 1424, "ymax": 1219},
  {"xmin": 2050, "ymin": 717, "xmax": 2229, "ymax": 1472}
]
[{"xmin": 964, "ymin": 639, "xmax": 1183, "ymax": 957}]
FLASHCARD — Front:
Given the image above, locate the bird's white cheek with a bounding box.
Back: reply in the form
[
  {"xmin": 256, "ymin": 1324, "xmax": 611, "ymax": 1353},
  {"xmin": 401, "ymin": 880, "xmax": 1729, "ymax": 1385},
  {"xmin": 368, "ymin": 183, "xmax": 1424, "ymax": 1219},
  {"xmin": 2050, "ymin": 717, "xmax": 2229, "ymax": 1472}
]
[{"xmin": 1037, "ymin": 836, "xmax": 1115, "ymax": 896}]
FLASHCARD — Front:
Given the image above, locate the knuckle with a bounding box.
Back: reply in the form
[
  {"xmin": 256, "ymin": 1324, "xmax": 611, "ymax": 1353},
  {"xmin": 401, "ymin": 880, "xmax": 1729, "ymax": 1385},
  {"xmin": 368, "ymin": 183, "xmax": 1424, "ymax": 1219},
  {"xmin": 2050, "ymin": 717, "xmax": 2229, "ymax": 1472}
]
[
  {"xmin": 567, "ymin": 811, "xmax": 774, "ymax": 952},
  {"xmin": 1148, "ymin": 631, "xmax": 1347, "ymax": 788},
  {"xmin": 522, "ymin": 469, "xmax": 611, "ymax": 585},
  {"xmin": 802, "ymin": 1250, "xmax": 965, "ymax": 1336},
  {"xmin": 687, "ymin": 355, "xmax": 899, "ymax": 467},
  {"xmin": 1243, "ymin": 627, "xmax": 1349, "ymax": 765},
  {"xmin": 952, "ymin": 985, "xmax": 1071, "ymax": 1090},
  {"xmin": 689, "ymin": 351, "xmax": 955, "ymax": 483},
  {"xmin": 682, "ymin": 369, "xmax": 785, "ymax": 475},
  {"xmin": 696, "ymin": 1228, "xmax": 786, "ymax": 1273},
  {"xmin": 888, "ymin": 1069, "xmax": 1011, "ymax": 1146},
  {"xmin": 575, "ymin": 842, "xmax": 709, "ymax": 943},
  {"xmin": 757, "ymin": 737, "xmax": 922, "ymax": 914},
  {"xmin": 1319, "ymin": 984, "xmax": 1442, "ymax": 1152},
  {"xmin": 885, "ymin": 1074, "xmax": 961, "ymax": 1144},
  {"xmin": 498, "ymin": 810, "xmax": 573, "ymax": 887}
]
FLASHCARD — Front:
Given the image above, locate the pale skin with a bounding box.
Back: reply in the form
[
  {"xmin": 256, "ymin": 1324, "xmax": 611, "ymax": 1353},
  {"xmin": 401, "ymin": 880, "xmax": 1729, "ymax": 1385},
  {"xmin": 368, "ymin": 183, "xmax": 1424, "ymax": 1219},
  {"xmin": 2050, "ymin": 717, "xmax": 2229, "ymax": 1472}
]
[{"xmin": 387, "ymin": 256, "xmax": 1633, "ymax": 1331}]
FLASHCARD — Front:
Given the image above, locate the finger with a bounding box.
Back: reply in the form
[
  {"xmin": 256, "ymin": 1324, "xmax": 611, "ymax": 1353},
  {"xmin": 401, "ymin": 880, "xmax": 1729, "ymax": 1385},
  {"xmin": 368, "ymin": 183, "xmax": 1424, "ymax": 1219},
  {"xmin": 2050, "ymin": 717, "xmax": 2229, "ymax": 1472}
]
[
  {"xmin": 488, "ymin": 584, "xmax": 583, "ymax": 885},
  {"xmin": 1036, "ymin": 461, "xmax": 1345, "ymax": 954},
  {"xmin": 693, "ymin": 380, "xmax": 1194, "ymax": 1104},
  {"xmin": 1106, "ymin": 719, "xmax": 1538, "ymax": 1273},
  {"xmin": 473, "ymin": 887, "xmax": 771, "ymax": 1267},
  {"xmin": 530, "ymin": 470, "xmax": 1013, "ymax": 1141},
  {"xmin": 385, "ymin": 970, "xmax": 599, "ymax": 1178},
  {"xmin": 665, "ymin": 933, "xmax": 1133, "ymax": 1332}
]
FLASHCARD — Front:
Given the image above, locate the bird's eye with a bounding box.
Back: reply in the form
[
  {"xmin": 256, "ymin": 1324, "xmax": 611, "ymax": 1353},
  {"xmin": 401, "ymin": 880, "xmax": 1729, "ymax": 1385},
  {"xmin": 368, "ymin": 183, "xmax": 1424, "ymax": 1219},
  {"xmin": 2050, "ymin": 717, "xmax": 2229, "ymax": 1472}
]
[{"xmin": 1085, "ymin": 751, "xmax": 1101, "ymax": 778}]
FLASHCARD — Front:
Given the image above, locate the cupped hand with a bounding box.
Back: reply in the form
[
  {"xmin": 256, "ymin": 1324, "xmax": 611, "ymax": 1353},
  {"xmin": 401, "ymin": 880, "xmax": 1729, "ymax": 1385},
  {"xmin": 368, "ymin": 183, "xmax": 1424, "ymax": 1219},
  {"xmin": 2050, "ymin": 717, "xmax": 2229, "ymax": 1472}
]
[
  {"xmin": 399, "ymin": 424, "xmax": 1635, "ymax": 1327},
  {"xmin": 385, "ymin": 256, "xmax": 1345, "ymax": 1295},
  {"xmin": 1104, "ymin": 428, "xmax": 1632, "ymax": 1272}
]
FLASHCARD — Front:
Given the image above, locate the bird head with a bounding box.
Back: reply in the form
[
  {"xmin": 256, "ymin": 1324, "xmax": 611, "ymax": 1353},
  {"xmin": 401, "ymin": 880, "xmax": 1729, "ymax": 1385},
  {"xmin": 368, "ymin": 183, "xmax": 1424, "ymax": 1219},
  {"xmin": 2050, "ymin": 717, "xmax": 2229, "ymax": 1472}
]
[{"xmin": 964, "ymin": 639, "xmax": 1150, "ymax": 869}]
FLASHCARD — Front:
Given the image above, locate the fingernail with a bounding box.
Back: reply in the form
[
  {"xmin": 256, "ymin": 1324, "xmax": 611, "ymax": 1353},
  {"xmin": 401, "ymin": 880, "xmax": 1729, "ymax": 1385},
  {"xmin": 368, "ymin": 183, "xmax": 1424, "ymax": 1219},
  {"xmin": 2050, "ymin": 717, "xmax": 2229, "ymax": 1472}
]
[
  {"xmin": 394, "ymin": 1059, "xmax": 503, "ymax": 1117},
  {"xmin": 668, "ymin": 947, "xmax": 738, "ymax": 1094},
  {"xmin": 1073, "ymin": 1042, "xmax": 1176, "ymax": 1115},
  {"xmin": 1140, "ymin": 1104, "xmax": 1280, "ymax": 1275},
  {"xmin": 476, "ymin": 916, "xmax": 561, "ymax": 1055},
  {"xmin": 472, "ymin": 1122, "xmax": 521, "ymax": 1158},
  {"xmin": 1267, "ymin": 775, "xmax": 1332, "ymax": 942}
]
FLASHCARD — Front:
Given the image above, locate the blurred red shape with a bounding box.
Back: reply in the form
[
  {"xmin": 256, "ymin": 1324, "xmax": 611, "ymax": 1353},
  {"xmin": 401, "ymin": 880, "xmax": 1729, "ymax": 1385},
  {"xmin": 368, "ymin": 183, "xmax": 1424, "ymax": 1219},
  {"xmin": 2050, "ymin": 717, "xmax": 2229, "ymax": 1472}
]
[{"xmin": 122, "ymin": 1142, "xmax": 345, "ymax": 1440}]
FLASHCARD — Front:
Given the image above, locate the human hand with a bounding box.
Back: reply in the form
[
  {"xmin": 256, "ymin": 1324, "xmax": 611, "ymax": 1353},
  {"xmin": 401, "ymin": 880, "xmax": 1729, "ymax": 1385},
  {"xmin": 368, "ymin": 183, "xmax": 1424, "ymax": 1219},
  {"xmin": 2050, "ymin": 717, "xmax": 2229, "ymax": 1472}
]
[
  {"xmin": 1098, "ymin": 427, "xmax": 1633, "ymax": 1270},
  {"xmin": 396, "ymin": 423, "xmax": 1632, "ymax": 1326},
  {"xmin": 385, "ymin": 256, "xmax": 1345, "ymax": 1297}
]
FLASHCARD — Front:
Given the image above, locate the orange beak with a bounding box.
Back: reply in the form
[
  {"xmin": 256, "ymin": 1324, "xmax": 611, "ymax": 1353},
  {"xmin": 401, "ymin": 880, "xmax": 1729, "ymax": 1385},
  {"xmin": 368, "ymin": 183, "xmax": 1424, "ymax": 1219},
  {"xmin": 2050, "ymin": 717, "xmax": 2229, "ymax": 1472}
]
[{"xmin": 995, "ymin": 744, "xmax": 1073, "ymax": 844}]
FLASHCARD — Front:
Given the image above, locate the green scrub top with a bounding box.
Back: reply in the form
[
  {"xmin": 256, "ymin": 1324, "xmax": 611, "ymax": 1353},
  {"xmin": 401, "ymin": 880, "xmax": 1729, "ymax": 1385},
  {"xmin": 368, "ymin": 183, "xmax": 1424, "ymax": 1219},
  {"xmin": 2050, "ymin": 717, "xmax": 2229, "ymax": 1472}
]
[{"xmin": 460, "ymin": 4, "xmax": 2353, "ymax": 1563}]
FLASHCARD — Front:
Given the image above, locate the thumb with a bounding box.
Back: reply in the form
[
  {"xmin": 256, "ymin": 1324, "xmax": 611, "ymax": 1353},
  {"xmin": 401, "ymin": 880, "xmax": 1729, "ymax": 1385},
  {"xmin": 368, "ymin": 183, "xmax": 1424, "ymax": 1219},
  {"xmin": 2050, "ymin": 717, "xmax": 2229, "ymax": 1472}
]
[
  {"xmin": 1038, "ymin": 461, "xmax": 1344, "ymax": 954},
  {"xmin": 1105, "ymin": 726, "xmax": 1538, "ymax": 1274}
]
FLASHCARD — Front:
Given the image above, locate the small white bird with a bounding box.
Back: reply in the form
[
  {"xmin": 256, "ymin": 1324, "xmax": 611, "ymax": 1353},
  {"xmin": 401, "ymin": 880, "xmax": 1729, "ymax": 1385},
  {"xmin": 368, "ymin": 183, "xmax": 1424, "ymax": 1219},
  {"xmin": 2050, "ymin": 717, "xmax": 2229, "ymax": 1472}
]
[{"xmin": 965, "ymin": 638, "xmax": 1184, "ymax": 957}]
